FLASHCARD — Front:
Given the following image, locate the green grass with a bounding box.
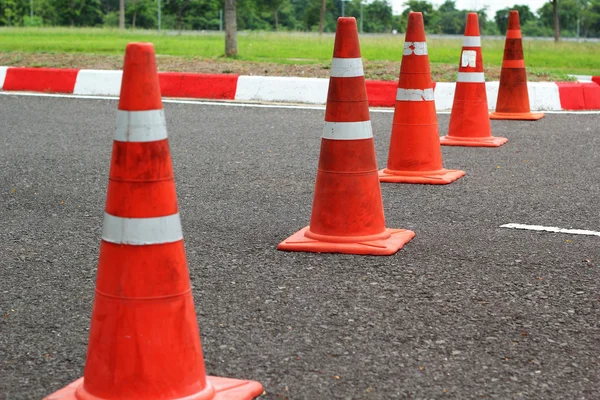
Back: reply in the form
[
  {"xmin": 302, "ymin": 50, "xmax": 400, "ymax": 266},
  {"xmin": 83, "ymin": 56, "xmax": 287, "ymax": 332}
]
[{"xmin": 0, "ymin": 27, "xmax": 599, "ymax": 76}]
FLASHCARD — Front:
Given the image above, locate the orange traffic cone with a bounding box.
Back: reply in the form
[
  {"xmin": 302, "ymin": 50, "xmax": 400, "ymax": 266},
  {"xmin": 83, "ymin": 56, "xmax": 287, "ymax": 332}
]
[
  {"xmin": 379, "ymin": 12, "xmax": 465, "ymax": 184},
  {"xmin": 45, "ymin": 43, "xmax": 263, "ymax": 400},
  {"xmin": 277, "ymin": 17, "xmax": 414, "ymax": 256},
  {"xmin": 441, "ymin": 13, "xmax": 508, "ymax": 147},
  {"xmin": 490, "ymin": 10, "xmax": 544, "ymax": 120}
]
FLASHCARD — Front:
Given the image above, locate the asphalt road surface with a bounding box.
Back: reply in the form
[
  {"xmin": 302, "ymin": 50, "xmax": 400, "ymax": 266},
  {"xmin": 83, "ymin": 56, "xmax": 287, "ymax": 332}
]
[{"xmin": 1, "ymin": 94, "xmax": 599, "ymax": 399}]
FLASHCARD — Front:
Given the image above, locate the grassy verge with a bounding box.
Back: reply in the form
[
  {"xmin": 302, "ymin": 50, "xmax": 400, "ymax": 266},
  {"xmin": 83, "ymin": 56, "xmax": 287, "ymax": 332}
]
[{"xmin": 1, "ymin": 27, "xmax": 598, "ymax": 80}]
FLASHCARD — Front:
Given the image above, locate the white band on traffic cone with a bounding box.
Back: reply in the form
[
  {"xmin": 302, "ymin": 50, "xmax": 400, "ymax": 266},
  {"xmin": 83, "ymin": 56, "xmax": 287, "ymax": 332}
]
[
  {"xmin": 396, "ymin": 88, "xmax": 435, "ymax": 101},
  {"xmin": 462, "ymin": 36, "xmax": 481, "ymax": 47},
  {"xmin": 330, "ymin": 58, "xmax": 364, "ymax": 77},
  {"xmin": 115, "ymin": 109, "xmax": 168, "ymax": 142},
  {"xmin": 456, "ymin": 72, "xmax": 485, "ymax": 83},
  {"xmin": 322, "ymin": 121, "xmax": 373, "ymax": 140},
  {"xmin": 102, "ymin": 212, "xmax": 183, "ymax": 245},
  {"xmin": 403, "ymin": 42, "xmax": 428, "ymax": 56}
]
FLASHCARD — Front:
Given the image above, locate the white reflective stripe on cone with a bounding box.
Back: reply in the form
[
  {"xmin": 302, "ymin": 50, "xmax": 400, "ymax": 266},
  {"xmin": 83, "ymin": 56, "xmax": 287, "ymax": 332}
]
[
  {"xmin": 115, "ymin": 109, "xmax": 168, "ymax": 142},
  {"xmin": 457, "ymin": 72, "xmax": 486, "ymax": 83},
  {"xmin": 322, "ymin": 121, "xmax": 373, "ymax": 140},
  {"xmin": 403, "ymin": 42, "xmax": 428, "ymax": 56},
  {"xmin": 102, "ymin": 212, "xmax": 183, "ymax": 245},
  {"xmin": 462, "ymin": 36, "xmax": 481, "ymax": 47},
  {"xmin": 396, "ymin": 88, "xmax": 435, "ymax": 101},
  {"xmin": 330, "ymin": 58, "xmax": 364, "ymax": 78}
]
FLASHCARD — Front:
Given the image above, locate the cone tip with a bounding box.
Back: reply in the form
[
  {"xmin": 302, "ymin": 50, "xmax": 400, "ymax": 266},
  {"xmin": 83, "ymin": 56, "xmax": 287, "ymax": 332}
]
[
  {"xmin": 335, "ymin": 16, "xmax": 358, "ymax": 35},
  {"xmin": 508, "ymin": 10, "xmax": 521, "ymax": 30},
  {"xmin": 465, "ymin": 13, "xmax": 480, "ymax": 36},
  {"xmin": 405, "ymin": 11, "xmax": 426, "ymax": 41},
  {"xmin": 119, "ymin": 41, "xmax": 162, "ymax": 111},
  {"xmin": 333, "ymin": 17, "xmax": 361, "ymax": 58}
]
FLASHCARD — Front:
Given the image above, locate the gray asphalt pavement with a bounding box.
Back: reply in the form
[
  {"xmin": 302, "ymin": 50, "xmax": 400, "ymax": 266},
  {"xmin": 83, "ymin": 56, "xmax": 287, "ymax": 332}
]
[{"xmin": 0, "ymin": 95, "xmax": 599, "ymax": 399}]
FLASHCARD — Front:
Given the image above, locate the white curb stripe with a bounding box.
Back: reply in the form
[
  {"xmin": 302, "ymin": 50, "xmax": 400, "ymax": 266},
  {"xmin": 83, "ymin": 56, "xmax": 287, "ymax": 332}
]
[
  {"xmin": 330, "ymin": 58, "xmax": 364, "ymax": 78},
  {"xmin": 74, "ymin": 69, "xmax": 123, "ymax": 96},
  {"xmin": 322, "ymin": 121, "xmax": 373, "ymax": 140},
  {"xmin": 457, "ymin": 72, "xmax": 485, "ymax": 83},
  {"xmin": 0, "ymin": 66, "xmax": 7, "ymax": 90},
  {"xmin": 501, "ymin": 223, "xmax": 600, "ymax": 237},
  {"xmin": 462, "ymin": 36, "xmax": 481, "ymax": 47},
  {"xmin": 235, "ymin": 76, "xmax": 328, "ymax": 104},
  {"xmin": 114, "ymin": 109, "xmax": 168, "ymax": 142},
  {"xmin": 102, "ymin": 213, "xmax": 183, "ymax": 245},
  {"xmin": 403, "ymin": 42, "xmax": 428, "ymax": 56},
  {"xmin": 396, "ymin": 88, "xmax": 435, "ymax": 101},
  {"xmin": 572, "ymin": 75, "xmax": 593, "ymax": 82}
]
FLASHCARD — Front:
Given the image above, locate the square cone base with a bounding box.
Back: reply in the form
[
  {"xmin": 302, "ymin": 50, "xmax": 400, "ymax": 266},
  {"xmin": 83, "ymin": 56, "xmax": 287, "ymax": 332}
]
[
  {"xmin": 378, "ymin": 168, "xmax": 465, "ymax": 185},
  {"xmin": 440, "ymin": 135, "xmax": 508, "ymax": 147},
  {"xmin": 489, "ymin": 112, "xmax": 545, "ymax": 121},
  {"xmin": 277, "ymin": 226, "xmax": 415, "ymax": 256},
  {"xmin": 45, "ymin": 376, "xmax": 264, "ymax": 400}
]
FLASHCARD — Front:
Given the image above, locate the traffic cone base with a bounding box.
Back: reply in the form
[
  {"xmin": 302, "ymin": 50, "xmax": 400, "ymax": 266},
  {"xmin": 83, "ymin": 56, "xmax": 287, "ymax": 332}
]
[
  {"xmin": 45, "ymin": 376, "xmax": 264, "ymax": 400},
  {"xmin": 440, "ymin": 135, "xmax": 508, "ymax": 147},
  {"xmin": 278, "ymin": 226, "xmax": 415, "ymax": 256},
  {"xmin": 378, "ymin": 168, "xmax": 465, "ymax": 185},
  {"xmin": 489, "ymin": 111, "xmax": 544, "ymax": 121}
]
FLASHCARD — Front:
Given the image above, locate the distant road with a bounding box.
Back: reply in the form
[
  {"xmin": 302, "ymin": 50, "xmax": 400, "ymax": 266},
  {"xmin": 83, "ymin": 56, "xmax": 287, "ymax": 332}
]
[{"xmin": 161, "ymin": 28, "xmax": 600, "ymax": 42}]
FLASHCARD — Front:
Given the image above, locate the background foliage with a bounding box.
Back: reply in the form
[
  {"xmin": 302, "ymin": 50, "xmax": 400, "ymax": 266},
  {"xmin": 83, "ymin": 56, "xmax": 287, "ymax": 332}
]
[{"xmin": 1, "ymin": 0, "xmax": 599, "ymax": 37}]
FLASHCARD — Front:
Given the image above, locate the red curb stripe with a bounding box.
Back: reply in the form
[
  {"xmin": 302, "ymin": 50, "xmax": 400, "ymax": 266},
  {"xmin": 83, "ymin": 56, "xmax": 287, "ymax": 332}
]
[
  {"xmin": 556, "ymin": 82, "xmax": 600, "ymax": 110},
  {"xmin": 3, "ymin": 67, "xmax": 79, "ymax": 93},
  {"xmin": 592, "ymin": 76, "xmax": 600, "ymax": 86},
  {"xmin": 365, "ymin": 80, "xmax": 437, "ymax": 107},
  {"xmin": 365, "ymin": 80, "xmax": 397, "ymax": 107},
  {"xmin": 158, "ymin": 72, "xmax": 239, "ymax": 100}
]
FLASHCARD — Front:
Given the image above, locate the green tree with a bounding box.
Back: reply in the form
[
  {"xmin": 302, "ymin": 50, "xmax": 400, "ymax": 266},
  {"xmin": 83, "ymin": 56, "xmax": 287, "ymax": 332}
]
[
  {"xmin": 494, "ymin": 5, "xmax": 534, "ymax": 34},
  {"xmin": 436, "ymin": 0, "xmax": 466, "ymax": 34},
  {"xmin": 538, "ymin": 0, "xmax": 579, "ymax": 36},
  {"xmin": 52, "ymin": 0, "xmax": 103, "ymax": 26},
  {"xmin": 126, "ymin": 0, "xmax": 156, "ymax": 28},
  {"xmin": 1, "ymin": 0, "xmax": 26, "ymax": 26},
  {"xmin": 580, "ymin": 0, "xmax": 600, "ymax": 37},
  {"xmin": 360, "ymin": 0, "xmax": 392, "ymax": 32},
  {"xmin": 402, "ymin": 0, "xmax": 440, "ymax": 31}
]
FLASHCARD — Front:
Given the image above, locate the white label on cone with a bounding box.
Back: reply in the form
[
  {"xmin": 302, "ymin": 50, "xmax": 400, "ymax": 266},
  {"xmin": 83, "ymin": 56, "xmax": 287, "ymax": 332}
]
[
  {"xmin": 462, "ymin": 36, "xmax": 481, "ymax": 47},
  {"xmin": 461, "ymin": 50, "xmax": 477, "ymax": 68},
  {"xmin": 457, "ymin": 72, "xmax": 485, "ymax": 83},
  {"xmin": 115, "ymin": 109, "xmax": 168, "ymax": 142},
  {"xmin": 322, "ymin": 121, "xmax": 373, "ymax": 140},
  {"xmin": 102, "ymin": 213, "xmax": 183, "ymax": 245},
  {"xmin": 403, "ymin": 42, "xmax": 428, "ymax": 56},
  {"xmin": 330, "ymin": 58, "xmax": 364, "ymax": 78},
  {"xmin": 396, "ymin": 88, "xmax": 434, "ymax": 101}
]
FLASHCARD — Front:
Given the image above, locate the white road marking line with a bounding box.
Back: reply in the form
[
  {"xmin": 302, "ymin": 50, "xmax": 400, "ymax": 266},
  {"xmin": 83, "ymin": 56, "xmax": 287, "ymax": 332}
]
[
  {"xmin": 2, "ymin": 92, "xmax": 600, "ymax": 114},
  {"xmin": 500, "ymin": 223, "xmax": 600, "ymax": 237}
]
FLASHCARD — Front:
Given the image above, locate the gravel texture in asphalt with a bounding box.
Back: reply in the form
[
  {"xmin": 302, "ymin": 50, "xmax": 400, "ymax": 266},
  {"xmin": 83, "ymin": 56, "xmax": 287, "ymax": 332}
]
[{"xmin": 0, "ymin": 95, "xmax": 599, "ymax": 399}]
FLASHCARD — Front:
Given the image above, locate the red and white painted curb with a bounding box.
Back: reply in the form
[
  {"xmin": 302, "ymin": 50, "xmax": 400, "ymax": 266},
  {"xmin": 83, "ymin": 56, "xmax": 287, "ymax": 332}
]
[{"xmin": 1, "ymin": 66, "xmax": 599, "ymax": 111}]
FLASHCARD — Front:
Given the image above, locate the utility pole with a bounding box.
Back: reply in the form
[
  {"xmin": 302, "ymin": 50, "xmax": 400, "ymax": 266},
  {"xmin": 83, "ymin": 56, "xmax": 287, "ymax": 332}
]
[
  {"xmin": 360, "ymin": 1, "xmax": 363, "ymax": 32},
  {"xmin": 342, "ymin": 0, "xmax": 345, "ymax": 17},
  {"xmin": 158, "ymin": 0, "xmax": 161, "ymax": 31},
  {"xmin": 119, "ymin": 0, "xmax": 125, "ymax": 29},
  {"xmin": 219, "ymin": 8, "xmax": 223, "ymax": 31},
  {"xmin": 30, "ymin": 0, "xmax": 33, "ymax": 18}
]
